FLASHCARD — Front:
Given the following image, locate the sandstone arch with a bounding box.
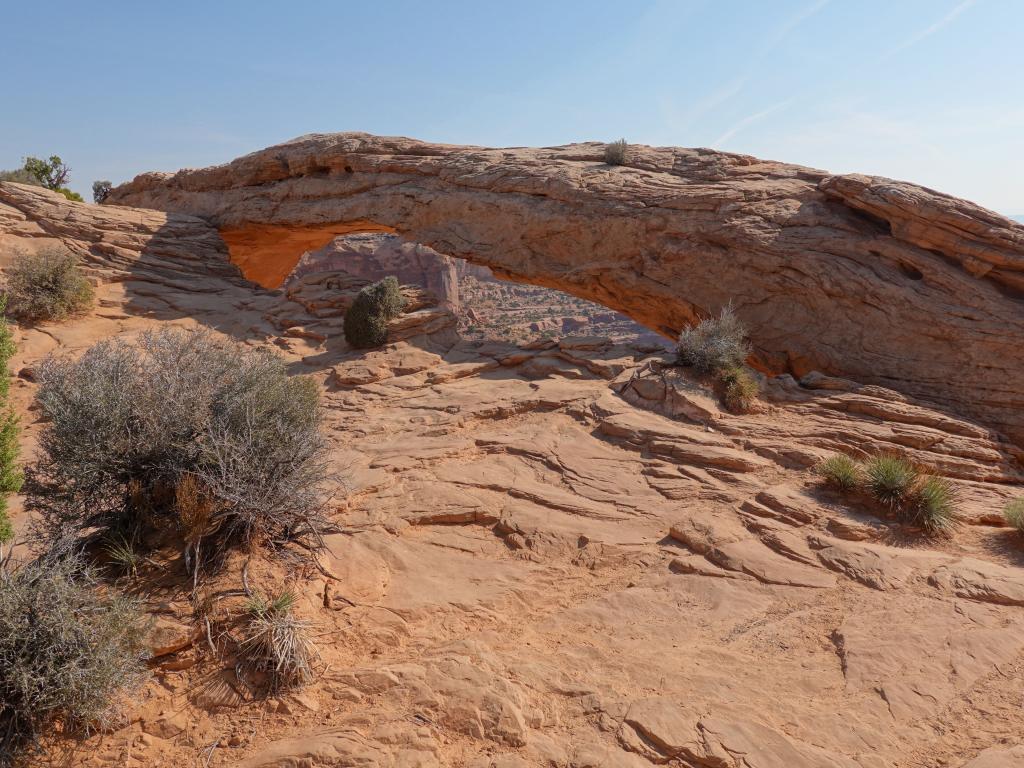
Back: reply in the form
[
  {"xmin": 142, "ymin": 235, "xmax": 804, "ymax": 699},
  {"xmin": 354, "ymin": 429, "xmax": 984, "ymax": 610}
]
[{"xmin": 108, "ymin": 133, "xmax": 1024, "ymax": 445}]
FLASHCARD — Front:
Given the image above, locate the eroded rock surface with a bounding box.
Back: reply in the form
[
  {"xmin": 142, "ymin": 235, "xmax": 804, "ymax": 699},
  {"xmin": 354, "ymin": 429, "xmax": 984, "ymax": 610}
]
[
  {"xmin": 106, "ymin": 132, "xmax": 1024, "ymax": 445},
  {"xmin": 2, "ymin": 179, "xmax": 1024, "ymax": 768},
  {"xmin": 287, "ymin": 232, "xmax": 459, "ymax": 310}
]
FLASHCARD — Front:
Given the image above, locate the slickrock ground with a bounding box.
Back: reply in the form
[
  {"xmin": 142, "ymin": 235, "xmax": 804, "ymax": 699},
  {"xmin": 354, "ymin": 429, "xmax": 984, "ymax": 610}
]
[
  {"xmin": 106, "ymin": 133, "xmax": 1024, "ymax": 447},
  {"xmin": 2, "ymin": 184, "xmax": 1024, "ymax": 767}
]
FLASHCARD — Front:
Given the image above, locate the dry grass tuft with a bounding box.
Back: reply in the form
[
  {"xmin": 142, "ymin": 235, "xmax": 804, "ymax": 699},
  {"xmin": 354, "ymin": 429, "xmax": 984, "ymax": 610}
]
[{"xmin": 240, "ymin": 590, "xmax": 318, "ymax": 691}]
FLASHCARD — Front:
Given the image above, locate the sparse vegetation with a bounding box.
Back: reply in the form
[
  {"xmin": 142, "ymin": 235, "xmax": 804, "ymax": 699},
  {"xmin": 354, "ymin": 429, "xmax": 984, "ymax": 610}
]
[
  {"xmin": 604, "ymin": 138, "xmax": 628, "ymax": 165},
  {"xmin": 19, "ymin": 156, "xmax": 82, "ymax": 201},
  {"xmin": 718, "ymin": 365, "xmax": 759, "ymax": 413},
  {"xmin": 676, "ymin": 304, "xmax": 759, "ymax": 411},
  {"xmin": 102, "ymin": 534, "xmax": 142, "ymax": 578},
  {"xmin": 676, "ymin": 304, "xmax": 750, "ymax": 374},
  {"xmin": 816, "ymin": 452, "xmax": 959, "ymax": 534},
  {"xmin": 241, "ymin": 589, "xmax": 317, "ymax": 691},
  {"xmin": 1004, "ymin": 498, "xmax": 1024, "ymax": 534},
  {"xmin": 0, "ymin": 557, "xmax": 148, "ymax": 766},
  {"xmin": 864, "ymin": 455, "xmax": 918, "ymax": 511},
  {"xmin": 92, "ymin": 180, "xmax": 112, "ymax": 204},
  {"xmin": 22, "ymin": 156, "xmax": 71, "ymax": 191},
  {"xmin": 3, "ymin": 247, "xmax": 94, "ymax": 323},
  {"xmin": 909, "ymin": 475, "xmax": 959, "ymax": 534},
  {"xmin": 0, "ymin": 169, "xmax": 41, "ymax": 186},
  {"xmin": 815, "ymin": 453, "xmax": 862, "ymax": 491},
  {"xmin": 26, "ymin": 328, "xmax": 329, "ymax": 566},
  {"xmin": 0, "ymin": 299, "xmax": 20, "ymax": 561},
  {"xmin": 343, "ymin": 276, "xmax": 405, "ymax": 349}
]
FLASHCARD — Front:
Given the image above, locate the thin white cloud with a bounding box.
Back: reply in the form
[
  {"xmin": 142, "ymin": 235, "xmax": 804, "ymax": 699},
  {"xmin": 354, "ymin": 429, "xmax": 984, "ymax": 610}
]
[
  {"xmin": 762, "ymin": 0, "xmax": 832, "ymax": 52},
  {"xmin": 884, "ymin": 0, "xmax": 979, "ymax": 58},
  {"xmin": 713, "ymin": 99, "xmax": 795, "ymax": 146}
]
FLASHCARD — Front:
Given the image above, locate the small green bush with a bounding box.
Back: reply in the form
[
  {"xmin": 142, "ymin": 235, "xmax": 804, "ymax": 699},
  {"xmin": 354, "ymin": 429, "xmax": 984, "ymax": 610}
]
[
  {"xmin": 676, "ymin": 304, "xmax": 750, "ymax": 374},
  {"xmin": 343, "ymin": 276, "xmax": 405, "ymax": 349},
  {"xmin": 1004, "ymin": 498, "xmax": 1024, "ymax": 534},
  {"xmin": 241, "ymin": 589, "xmax": 317, "ymax": 691},
  {"xmin": 718, "ymin": 365, "xmax": 759, "ymax": 413},
  {"xmin": 604, "ymin": 139, "xmax": 628, "ymax": 165},
  {"xmin": 92, "ymin": 180, "xmax": 112, "ymax": 204},
  {"xmin": 4, "ymin": 247, "xmax": 94, "ymax": 323},
  {"xmin": 0, "ymin": 298, "xmax": 19, "ymax": 558},
  {"xmin": 909, "ymin": 475, "xmax": 958, "ymax": 533},
  {"xmin": 57, "ymin": 188, "xmax": 83, "ymax": 202},
  {"xmin": 0, "ymin": 557, "xmax": 147, "ymax": 765},
  {"xmin": 816, "ymin": 453, "xmax": 862, "ymax": 491},
  {"xmin": 864, "ymin": 455, "xmax": 918, "ymax": 510}
]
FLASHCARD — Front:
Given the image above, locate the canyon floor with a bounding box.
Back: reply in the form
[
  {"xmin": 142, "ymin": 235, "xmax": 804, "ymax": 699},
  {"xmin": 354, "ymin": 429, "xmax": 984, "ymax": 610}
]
[{"xmin": 4, "ymin": 248, "xmax": 1024, "ymax": 768}]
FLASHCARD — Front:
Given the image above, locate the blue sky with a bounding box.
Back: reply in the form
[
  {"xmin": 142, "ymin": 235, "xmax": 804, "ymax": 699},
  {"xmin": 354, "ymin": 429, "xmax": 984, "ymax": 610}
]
[{"xmin": 2, "ymin": 0, "xmax": 1021, "ymax": 213}]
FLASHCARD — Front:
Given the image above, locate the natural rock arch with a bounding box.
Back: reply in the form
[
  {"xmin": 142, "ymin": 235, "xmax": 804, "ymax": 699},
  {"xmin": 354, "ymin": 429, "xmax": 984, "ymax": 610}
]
[{"xmin": 108, "ymin": 133, "xmax": 1024, "ymax": 445}]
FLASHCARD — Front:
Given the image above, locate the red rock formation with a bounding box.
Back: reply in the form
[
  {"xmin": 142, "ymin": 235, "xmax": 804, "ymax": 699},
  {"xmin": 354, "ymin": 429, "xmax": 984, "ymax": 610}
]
[{"xmin": 106, "ymin": 133, "xmax": 1024, "ymax": 445}]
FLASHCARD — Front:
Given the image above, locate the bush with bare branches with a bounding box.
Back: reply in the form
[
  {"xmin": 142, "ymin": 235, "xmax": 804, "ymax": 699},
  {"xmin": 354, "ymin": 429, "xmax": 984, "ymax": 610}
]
[
  {"xmin": 26, "ymin": 328, "xmax": 330, "ymax": 565},
  {"xmin": 0, "ymin": 557, "xmax": 147, "ymax": 766},
  {"xmin": 3, "ymin": 246, "xmax": 93, "ymax": 324}
]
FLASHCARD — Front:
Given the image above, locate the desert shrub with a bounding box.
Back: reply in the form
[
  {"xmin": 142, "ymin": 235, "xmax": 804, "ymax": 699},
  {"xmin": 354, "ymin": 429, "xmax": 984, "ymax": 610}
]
[
  {"xmin": 343, "ymin": 276, "xmax": 405, "ymax": 349},
  {"xmin": 57, "ymin": 188, "xmax": 83, "ymax": 202},
  {"xmin": 26, "ymin": 328, "xmax": 329, "ymax": 562},
  {"xmin": 0, "ymin": 299, "xmax": 19, "ymax": 559},
  {"xmin": 241, "ymin": 589, "xmax": 317, "ymax": 691},
  {"xmin": 908, "ymin": 475, "xmax": 958, "ymax": 533},
  {"xmin": 1004, "ymin": 498, "xmax": 1024, "ymax": 534},
  {"xmin": 815, "ymin": 453, "xmax": 862, "ymax": 491},
  {"xmin": 0, "ymin": 557, "xmax": 147, "ymax": 765},
  {"xmin": 92, "ymin": 180, "xmax": 112, "ymax": 204},
  {"xmin": 3, "ymin": 247, "xmax": 94, "ymax": 323},
  {"xmin": 22, "ymin": 156, "xmax": 71, "ymax": 191},
  {"xmin": 604, "ymin": 138, "xmax": 628, "ymax": 165},
  {"xmin": 718, "ymin": 365, "xmax": 759, "ymax": 413},
  {"xmin": 0, "ymin": 169, "xmax": 41, "ymax": 186},
  {"xmin": 676, "ymin": 304, "xmax": 750, "ymax": 374},
  {"xmin": 864, "ymin": 455, "xmax": 918, "ymax": 510}
]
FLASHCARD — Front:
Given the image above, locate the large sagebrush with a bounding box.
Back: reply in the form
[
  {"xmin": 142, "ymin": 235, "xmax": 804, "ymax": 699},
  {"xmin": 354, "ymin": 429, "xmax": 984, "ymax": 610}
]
[
  {"xmin": 0, "ymin": 557, "xmax": 147, "ymax": 766},
  {"xmin": 676, "ymin": 304, "xmax": 750, "ymax": 374},
  {"xmin": 3, "ymin": 246, "xmax": 93, "ymax": 324},
  {"xmin": 26, "ymin": 328, "xmax": 329, "ymax": 560}
]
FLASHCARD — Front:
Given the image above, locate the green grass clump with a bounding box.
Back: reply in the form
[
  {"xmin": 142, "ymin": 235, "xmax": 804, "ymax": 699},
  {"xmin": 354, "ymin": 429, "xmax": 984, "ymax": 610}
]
[
  {"xmin": 0, "ymin": 298, "xmax": 19, "ymax": 559},
  {"xmin": 908, "ymin": 475, "xmax": 959, "ymax": 534},
  {"xmin": 1004, "ymin": 498, "xmax": 1024, "ymax": 534},
  {"xmin": 718, "ymin": 365, "xmax": 759, "ymax": 413},
  {"xmin": 816, "ymin": 452, "xmax": 960, "ymax": 535},
  {"xmin": 102, "ymin": 534, "xmax": 141, "ymax": 578},
  {"xmin": 343, "ymin": 276, "xmax": 405, "ymax": 349},
  {"xmin": 815, "ymin": 454, "xmax": 862, "ymax": 491},
  {"xmin": 864, "ymin": 455, "xmax": 918, "ymax": 510}
]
